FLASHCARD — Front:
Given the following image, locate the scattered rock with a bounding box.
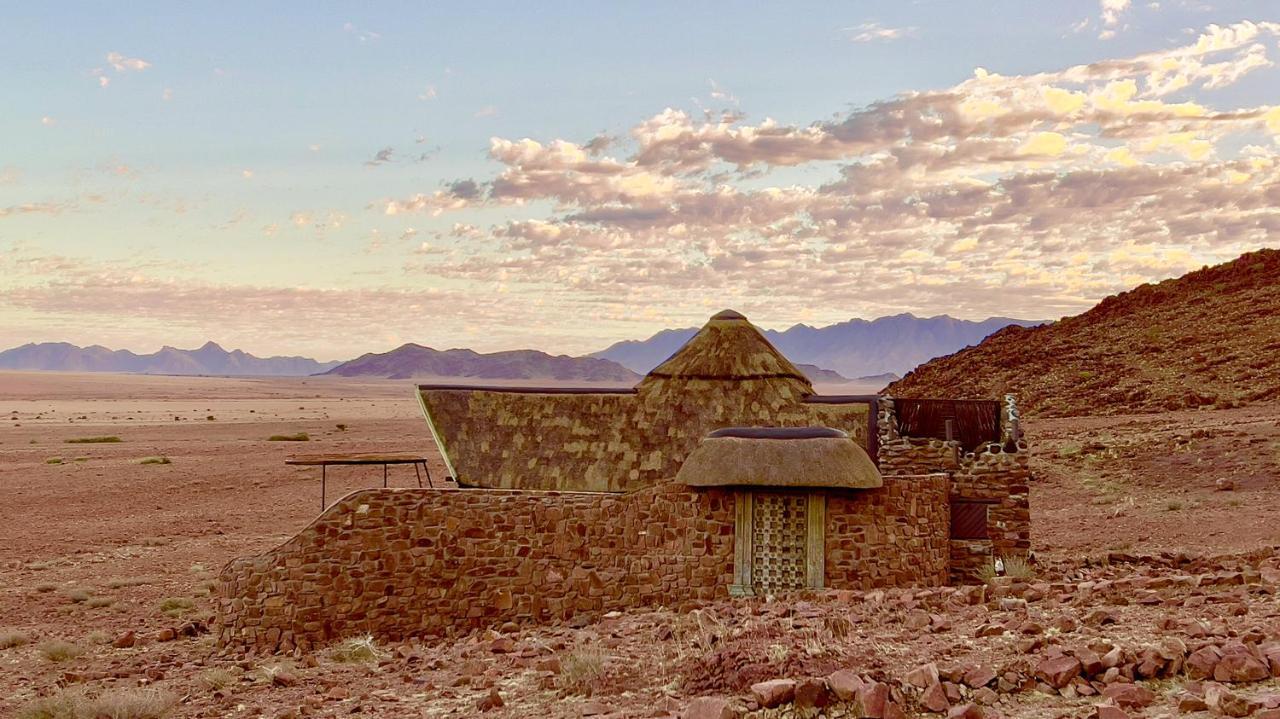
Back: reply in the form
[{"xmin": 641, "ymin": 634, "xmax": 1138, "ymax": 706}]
[
  {"xmin": 476, "ymin": 688, "xmax": 503, "ymax": 712},
  {"xmin": 750, "ymin": 679, "xmax": 796, "ymax": 709},
  {"xmin": 684, "ymin": 697, "xmax": 738, "ymax": 719},
  {"xmin": 112, "ymin": 631, "xmax": 136, "ymax": 649}
]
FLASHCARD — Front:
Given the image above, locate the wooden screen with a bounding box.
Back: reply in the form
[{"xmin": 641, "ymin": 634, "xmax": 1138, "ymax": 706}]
[
  {"xmin": 950, "ymin": 501, "xmax": 990, "ymax": 540},
  {"xmin": 750, "ymin": 493, "xmax": 809, "ymax": 593},
  {"xmin": 895, "ymin": 399, "xmax": 1001, "ymax": 453}
]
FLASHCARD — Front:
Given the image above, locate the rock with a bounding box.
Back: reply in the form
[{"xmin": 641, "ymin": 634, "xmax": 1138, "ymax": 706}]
[
  {"xmin": 684, "ymin": 697, "xmax": 738, "ymax": 719},
  {"xmin": 828, "ymin": 669, "xmax": 864, "ymax": 701},
  {"xmin": 922, "ymin": 682, "xmax": 951, "ymax": 713},
  {"xmin": 905, "ymin": 610, "xmax": 932, "ymax": 631},
  {"xmin": 858, "ymin": 681, "xmax": 890, "ymax": 718},
  {"xmin": 973, "ymin": 687, "xmax": 998, "ymax": 705},
  {"xmin": 1092, "ymin": 706, "xmax": 1129, "ymax": 719},
  {"xmin": 271, "ymin": 670, "xmax": 299, "ymax": 687},
  {"xmin": 1176, "ymin": 692, "xmax": 1209, "ymax": 712},
  {"xmin": 963, "ymin": 666, "xmax": 996, "ymax": 689},
  {"xmin": 155, "ymin": 628, "xmax": 176, "ymax": 642},
  {"xmin": 580, "ymin": 700, "xmax": 614, "ymax": 716},
  {"xmin": 1035, "ymin": 655, "xmax": 1082, "ymax": 689},
  {"xmin": 907, "ymin": 663, "xmax": 941, "ymax": 688},
  {"xmin": 488, "ymin": 637, "xmax": 515, "ymax": 653},
  {"xmin": 476, "ymin": 688, "xmax": 503, "ymax": 712},
  {"xmin": 325, "ymin": 686, "xmax": 349, "ymax": 700},
  {"xmin": 1216, "ymin": 478, "xmax": 1236, "ymax": 491},
  {"xmin": 1207, "ymin": 684, "xmax": 1256, "ymax": 718},
  {"xmin": 750, "ymin": 679, "xmax": 796, "ymax": 709},
  {"xmin": 794, "ymin": 678, "xmax": 831, "ymax": 710},
  {"xmin": 1101, "ymin": 683, "xmax": 1155, "ymax": 709},
  {"xmin": 112, "ymin": 631, "xmax": 136, "ymax": 649},
  {"xmin": 946, "ymin": 703, "xmax": 984, "ymax": 719},
  {"xmin": 1215, "ymin": 653, "xmax": 1270, "ymax": 683},
  {"xmin": 1084, "ymin": 609, "xmax": 1117, "ymax": 627},
  {"xmin": 1186, "ymin": 646, "xmax": 1222, "ymax": 680}
]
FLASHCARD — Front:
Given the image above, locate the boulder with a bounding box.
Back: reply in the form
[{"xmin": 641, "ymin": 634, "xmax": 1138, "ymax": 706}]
[
  {"xmin": 922, "ymin": 682, "xmax": 950, "ymax": 713},
  {"xmin": 946, "ymin": 703, "xmax": 984, "ymax": 719},
  {"xmin": 751, "ymin": 679, "xmax": 795, "ymax": 709},
  {"xmin": 794, "ymin": 678, "xmax": 831, "ymax": 710},
  {"xmin": 828, "ymin": 669, "xmax": 864, "ymax": 701},
  {"xmin": 1101, "ymin": 683, "xmax": 1155, "ymax": 709},
  {"xmin": 907, "ymin": 663, "xmax": 941, "ymax": 688},
  {"xmin": 963, "ymin": 666, "xmax": 996, "ymax": 689},
  {"xmin": 858, "ymin": 681, "xmax": 890, "ymax": 718},
  {"xmin": 1185, "ymin": 646, "xmax": 1222, "ymax": 680},
  {"xmin": 1214, "ymin": 653, "xmax": 1270, "ymax": 683},
  {"xmin": 1036, "ymin": 655, "xmax": 1082, "ymax": 689},
  {"xmin": 684, "ymin": 697, "xmax": 738, "ymax": 719},
  {"xmin": 476, "ymin": 688, "xmax": 503, "ymax": 712}
]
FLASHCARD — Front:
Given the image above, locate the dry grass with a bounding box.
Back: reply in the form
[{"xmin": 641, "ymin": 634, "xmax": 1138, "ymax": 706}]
[
  {"xmin": 86, "ymin": 597, "xmax": 114, "ymax": 609},
  {"xmin": 157, "ymin": 597, "xmax": 194, "ymax": 617},
  {"xmin": 0, "ymin": 629, "xmax": 32, "ymax": 649},
  {"xmin": 327, "ymin": 635, "xmax": 385, "ymax": 663},
  {"xmin": 45, "ymin": 457, "xmax": 63, "ymax": 465},
  {"xmin": 37, "ymin": 640, "xmax": 85, "ymax": 662},
  {"xmin": 137, "ymin": 456, "xmax": 171, "ymax": 465},
  {"xmin": 106, "ymin": 576, "xmax": 154, "ymax": 589},
  {"xmin": 199, "ymin": 666, "xmax": 239, "ymax": 690},
  {"xmin": 266, "ymin": 432, "xmax": 309, "ymax": 442},
  {"xmin": 63, "ymin": 588, "xmax": 92, "ymax": 603},
  {"xmin": 557, "ymin": 645, "xmax": 606, "ymax": 696},
  {"xmin": 35, "ymin": 582, "xmax": 58, "ymax": 593},
  {"xmin": 17, "ymin": 687, "xmax": 176, "ymax": 719},
  {"xmin": 63, "ymin": 436, "xmax": 121, "ymax": 444}
]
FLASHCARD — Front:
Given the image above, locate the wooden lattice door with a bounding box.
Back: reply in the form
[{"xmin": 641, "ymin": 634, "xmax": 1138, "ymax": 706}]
[{"xmin": 749, "ymin": 492, "xmax": 810, "ymax": 593}]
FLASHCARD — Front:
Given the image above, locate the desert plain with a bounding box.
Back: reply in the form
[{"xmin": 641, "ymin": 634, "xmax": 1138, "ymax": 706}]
[{"xmin": 2, "ymin": 371, "xmax": 1280, "ymax": 718}]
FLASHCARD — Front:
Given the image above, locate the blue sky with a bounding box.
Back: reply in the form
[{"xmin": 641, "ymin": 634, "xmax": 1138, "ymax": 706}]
[{"xmin": 2, "ymin": 2, "xmax": 1279, "ymax": 359}]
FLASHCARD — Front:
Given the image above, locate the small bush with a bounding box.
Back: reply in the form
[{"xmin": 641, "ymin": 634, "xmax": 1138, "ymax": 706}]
[
  {"xmin": 18, "ymin": 687, "xmax": 177, "ymax": 719},
  {"xmin": 85, "ymin": 631, "xmax": 112, "ymax": 645},
  {"xmin": 327, "ymin": 635, "xmax": 385, "ymax": 663},
  {"xmin": 63, "ymin": 588, "xmax": 92, "ymax": 603},
  {"xmin": 137, "ymin": 456, "xmax": 171, "ymax": 465},
  {"xmin": 64, "ymin": 436, "xmax": 121, "ymax": 444},
  {"xmin": 267, "ymin": 432, "xmax": 309, "ymax": 442},
  {"xmin": 86, "ymin": 597, "xmax": 114, "ymax": 609},
  {"xmin": 157, "ymin": 597, "xmax": 194, "ymax": 617},
  {"xmin": 1003, "ymin": 555, "xmax": 1036, "ymax": 579},
  {"xmin": 335, "ymin": 423, "xmax": 347, "ymax": 431},
  {"xmin": 139, "ymin": 537, "xmax": 170, "ymax": 547},
  {"xmin": 35, "ymin": 582, "xmax": 58, "ymax": 593},
  {"xmin": 45, "ymin": 457, "xmax": 63, "ymax": 465},
  {"xmin": 37, "ymin": 640, "xmax": 85, "ymax": 662},
  {"xmin": 106, "ymin": 576, "xmax": 154, "ymax": 589},
  {"xmin": 557, "ymin": 646, "xmax": 606, "ymax": 695},
  {"xmin": 0, "ymin": 630, "xmax": 32, "ymax": 649},
  {"xmin": 199, "ymin": 666, "xmax": 238, "ymax": 690},
  {"xmin": 1164, "ymin": 500, "xmax": 1184, "ymax": 511}
]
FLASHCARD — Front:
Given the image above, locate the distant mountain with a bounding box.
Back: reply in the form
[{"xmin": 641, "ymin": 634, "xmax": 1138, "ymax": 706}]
[
  {"xmin": 592, "ymin": 314, "xmax": 1043, "ymax": 379},
  {"xmin": 890, "ymin": 248, "xmax": 1280, "ymax": 416},
  {"xmin": 796, "ymin": 364, "xmax": 851, "ymax": 384},
  {"xmin": 0, "ymin": 341, "xmax": 341, "ymax": 376},
  {"xmin": 325, "ymin": 343, "xmax": 641, "ymax": 382}
]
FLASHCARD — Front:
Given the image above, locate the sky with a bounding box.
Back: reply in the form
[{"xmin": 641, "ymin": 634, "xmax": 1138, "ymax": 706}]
[{"xmin": 2, "ymin": 2, "xmax": 1279, "ymax": 361}]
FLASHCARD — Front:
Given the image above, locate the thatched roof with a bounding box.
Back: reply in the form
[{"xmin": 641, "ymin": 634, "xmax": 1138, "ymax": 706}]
[
  {"xmin": 676, "ymin": 428, "xmax": 883, "ymax": 489},
  {"xmin": 640, "ymin": 309, "xmax": 812, "ymax": 387}
]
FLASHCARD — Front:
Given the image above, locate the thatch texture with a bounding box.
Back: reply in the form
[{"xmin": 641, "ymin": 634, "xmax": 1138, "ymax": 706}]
[
  {"xmin": 676, "ymin": 434, "xmax": 883, "ymax": 489},
  {"xmin": 419, "ymin": 311, "xmax": 874, "ymax": 492}
]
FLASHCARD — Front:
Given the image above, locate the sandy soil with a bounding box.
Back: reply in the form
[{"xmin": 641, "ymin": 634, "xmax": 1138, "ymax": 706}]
[{"xmin": 2, "ymin": 371, "xmax": 1279, "ymax": 718}]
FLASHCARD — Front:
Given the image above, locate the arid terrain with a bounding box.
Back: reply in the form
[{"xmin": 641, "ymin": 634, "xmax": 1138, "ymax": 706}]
[{"xmin": 3, "ymin": 371, "xmax": 1279, "ymax": 718}]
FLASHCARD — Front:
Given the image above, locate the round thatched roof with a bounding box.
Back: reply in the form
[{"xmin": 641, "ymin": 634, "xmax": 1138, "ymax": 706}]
[
  {"xmin": 641, "ymin": 310, "xmax": 812, "ymax": 386},
  {"xmin": 676, "ymin": 427, "xmax": 883, "ymax": 489}
]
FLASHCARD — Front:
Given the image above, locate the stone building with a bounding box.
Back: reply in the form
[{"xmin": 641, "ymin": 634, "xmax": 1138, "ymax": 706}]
[{"xmin": 217, "ymin": 310, "xmax": 1030, "ymax": 653}]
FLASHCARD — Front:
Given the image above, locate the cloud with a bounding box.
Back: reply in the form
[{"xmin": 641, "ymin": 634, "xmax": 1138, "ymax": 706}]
[
  {"xmin": 365, "ymin": 147, "xmax": 395, "ymax": 166},
  {"xmin": 474, "ymin": 105, "xmax": 498, "ymax": 118},
  {"xmin": 106, "ymin": 51, "xmax": 151, "ymax": 72},
  {"xmin": 419, "ymin": 85, "xmax": 438, "ymax": 101},
  {"xmin": 844, "ymin": 22, "xmax": 917, "ymax": 43},
  {"xmin": 371, "ymin": 21, "xmax": 1280, "ymax": 330},
  {"xmin": 41, "ymin": 116, "xmax": 55, "ymax": 127},
  {"xmin": 0, "ymin": 201, "xmax": 68, "ymax": 219},
  {"xmin": 1099, "ymin": 0, "xmax": 1131, "ymax": 38}
]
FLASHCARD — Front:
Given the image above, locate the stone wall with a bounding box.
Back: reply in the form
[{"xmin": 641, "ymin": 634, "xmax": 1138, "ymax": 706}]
[
  {"xmin": 217, "ymin": 476, "xmax": 952, "ymax": 653},
  {"xmin": 876, "ymin": 396, "xmax": 1033, "ymax": 583},
  {"xmin": 825, "ymin": 475, "xmax": 951, "ymax": 589}
]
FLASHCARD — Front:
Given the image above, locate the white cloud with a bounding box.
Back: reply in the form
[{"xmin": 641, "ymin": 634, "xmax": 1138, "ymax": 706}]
[
  {"xmin": 106, "ymin": 51, "xmax": 151, "ymax": 72},
  {"xmin": 844, "ymin": 22, "xmax": 917, "ymax": 43}
]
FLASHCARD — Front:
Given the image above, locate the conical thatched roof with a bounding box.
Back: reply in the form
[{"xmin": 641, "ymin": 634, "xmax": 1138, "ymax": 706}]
[
  {"xmin": 675, "ymin": 427, "xmax": 883, "ymax": 489},
  {"xmin": 641, "ymin": 310, "xmax": 812, "ymax": 387}
]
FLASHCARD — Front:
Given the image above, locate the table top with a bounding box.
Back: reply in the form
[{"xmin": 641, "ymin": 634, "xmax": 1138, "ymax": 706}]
[{"xmin": 285, "ymin": 453, "xmax": 430, "ymax": 466}]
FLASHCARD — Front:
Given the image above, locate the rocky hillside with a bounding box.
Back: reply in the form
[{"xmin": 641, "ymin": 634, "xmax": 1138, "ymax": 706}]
[
  {"xmin": 889, "ymin": 249, "xmax": 1280, "ymax": 416},
  {"xmin": 324, "ymin": 344, "xmax": 640, "ymax": 382},
  {"xmin": 0, "ymin": 341, "xmax": 340, "ymax": 376}
]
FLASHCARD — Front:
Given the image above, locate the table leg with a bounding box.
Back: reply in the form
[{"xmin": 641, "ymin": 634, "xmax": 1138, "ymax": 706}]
[
  {"xmin": 321, "ymin": 465, "xmax": 326, "ymax": 510},
  {"xmin": 413, "ymin": 461, "xmax": 423, "ymax": 488},
  {"xmin": 424, "ymin": 461, "xmax": 434, "ymax": 488},
  {"xmin": 383, "ymin": 463, "xmax": 388, "ymax": 488}
]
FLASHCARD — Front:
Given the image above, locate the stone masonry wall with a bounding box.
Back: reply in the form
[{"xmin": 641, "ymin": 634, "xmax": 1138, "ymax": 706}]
[
  {"xmin": 217, "ymin": 477, "xmax": 952, "ymax": 653},
  {"xmin": 825, "ymin": 474, "xmax": 951, "ymax": 589},
  {"xmin": 876, "ymin": 396, "xmax": 1033, "ymax": 583}
]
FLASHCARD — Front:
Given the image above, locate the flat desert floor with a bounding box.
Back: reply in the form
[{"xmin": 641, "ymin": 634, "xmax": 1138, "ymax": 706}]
[{"xmin": 2, "ymin": 371, "xmax": 1279, "ymax": 718}]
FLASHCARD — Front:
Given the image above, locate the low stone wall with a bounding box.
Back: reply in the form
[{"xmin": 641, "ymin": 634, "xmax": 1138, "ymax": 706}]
[
  {"xmin": 217, "ymin": 476, "xmax": 954, "ymax": 653},
  {"xmin": 826, "ymin": 474, "xmax": 951, "ymax": 589}
]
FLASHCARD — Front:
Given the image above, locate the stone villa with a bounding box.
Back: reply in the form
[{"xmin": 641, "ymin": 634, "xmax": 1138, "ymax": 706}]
[{"xmin": 217, "ymin": 310, "xmax": 1030, "ymax": 652}]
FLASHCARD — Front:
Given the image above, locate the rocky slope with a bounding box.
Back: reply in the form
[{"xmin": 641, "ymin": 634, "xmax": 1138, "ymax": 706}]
[
  {"xmin": 889, "ymin": 249, "xmax": 1280, "ymax": 416},
  {"xmin": 324, "ymin": 343, "xmax": 640, "ymax": 382},
  {"xmin": 0, "ymin": 341, "xmax": 340, "ymax": 376},
  {"xmin": 594, "ymin": 314, "xmax": 1041, "ymax": 378}
]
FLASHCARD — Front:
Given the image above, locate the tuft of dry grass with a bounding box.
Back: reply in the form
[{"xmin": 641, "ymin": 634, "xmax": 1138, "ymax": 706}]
[
  {"xmin": 45, "ymin": 457, "xmax": 63, "ymax": 465},
  {"xmin": 1003, "ymin": 556, "xmax": 1036, "ymax": 579},
  {"xmin": 106, "ymin": 576, "xmax": 154, "ymax": 589},
  {"xmin": 266, "ymin": 432, "xmax": 309, "ymax": 442},
  {"xmin": 37, "ymin": 640, "xmax": 85, "ymax": 662},
  {"xmin": 0, "ymin": 630, "xmax": 32, "ymax": 649},
  {"xmin": 63, "ymin": 588, "xmax": 92, "ymax": 603},
  {"xmin": 137, "ymin": 456, "xmax": 171, "ymax": 465},
  {"xmin": 157, "ymin": 597, "xmax": 194, "ymax": 617},
  {"xmin": 85, "ymin": 597, "xmax": 114, "ymax": 609},
  {"xmin": 328, "ymin": 635, "xmax": 385, "ymax": 663},
  {"xmin": 17, "ymin": 687, "xmax": 176, "ymax": 719},
  {"xmin": 199, "ymin": 666, "xmax": 238, "ymax": 690},
  {"xmin": 64, "ymin": 436, "xmax": 121, "ymax": 444},
  {"xmin": 34, "ymin": 582, "xmax": 58, "ymax": 593},
  {"xmin": 557, "ymin": 645, "xmax": 606, "ymax": 696}
]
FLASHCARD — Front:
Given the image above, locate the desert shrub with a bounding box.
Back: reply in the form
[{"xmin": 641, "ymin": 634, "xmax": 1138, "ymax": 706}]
[
  {"xmin": 64, "ymin": 436, "xmax": 121, "ymax": 444},
  {"xmin": 557, "ymin": 645, "xmax": 606, "ymax": 695},
  {"xmin": 1003, "ymin": 556, "xmax": 1036, "ymax": 579},
  {"xmin": 267, "ymin": 432, "xmax": 309, "ymax": 442},
  {"xmin": 0, "ymin": 630, "xmax": 32, "ymax": 649},
  {"xmin": 199, "ymin": 666, "xmax": 238, "ymax": 690},
  {"xmin": 45, "ymin": 457, "xmax": 63, "ymax": 465},
  {"xmin": 106, "ymin": 576, "xmax": 155, "ymax": 589},
  {"xmin": 35, "ymin": 582, "xmax": 58, "ymax": 593},
  {"xmin": 63, "ymin": 588, "xmax": 91, "ymax": 603},
  {"xmin": 139, "ymin": 537, "xmax": 170, "ymax": 547},
  {"xmin": 206, "ymin": 416, "xmax": 215, "ymax": 421},
  {"xmin": 1164, "ymin": 500, "xmax": 1184, "ymax": 511},
  {"xmin": 157, "ymin": 597, "xmax": 194, "ymax": 617},
  {"xmin": 137, "ymin": 456, "xmax": 171, "ymax": 465},
  {"xmin": 17, "ymin": 687, "xmax": 176, "ymax": 719},
  {"xmin": 327, "ymin": 635, "xmax": 384, "ymax": 663},
  {"xmin": 335, "ymin": 423, "xmax": 347, "ymax": 431},
  {"xmin": 86, "ymin": 597, "xmax": 114, "ymax": 609},
  {"xmin": 84, "ymin": 631, "xmax": 112, "ymax": 645},
  {"xmin": 37, "ymin": 640, "xmax": 85, "ymax": 662}
]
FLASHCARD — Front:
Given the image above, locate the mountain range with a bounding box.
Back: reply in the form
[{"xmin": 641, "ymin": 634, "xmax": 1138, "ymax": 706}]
[
  {"xmin": 322, "ymin": 344, "xmax": 639, "ymax": 382},
  {"xmin": 591, "ymin": 313, "xmax": 1042, "ymax": 378},
  {"xmin": 0, "ymin": 341, "xmax": 340, "ymax": 376},
  {"xmin": 889, "ymin": 248, "xmax": 1280, "ymax": 416}
]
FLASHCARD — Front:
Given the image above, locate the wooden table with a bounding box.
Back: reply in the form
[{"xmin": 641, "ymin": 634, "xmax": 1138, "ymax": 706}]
[{"xmin": 285, "ymin": 453, "xmax": 434, "ymax": 509}]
